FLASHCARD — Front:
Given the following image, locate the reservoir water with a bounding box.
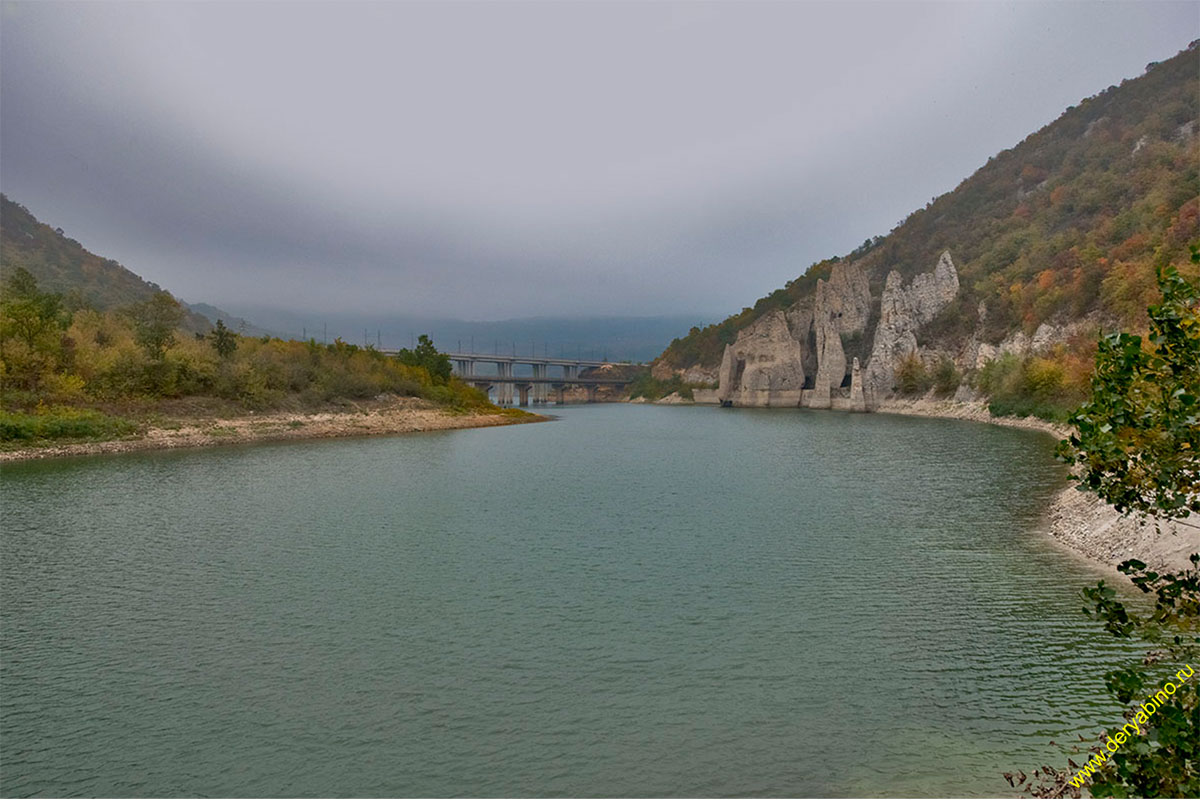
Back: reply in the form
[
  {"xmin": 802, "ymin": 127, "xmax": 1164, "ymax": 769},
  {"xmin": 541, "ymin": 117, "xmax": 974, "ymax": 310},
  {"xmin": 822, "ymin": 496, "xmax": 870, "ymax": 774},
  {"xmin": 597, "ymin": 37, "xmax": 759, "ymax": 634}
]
[{"xmin": 1, "ymin": 405, "xmax": 1134, "ymax": 797}]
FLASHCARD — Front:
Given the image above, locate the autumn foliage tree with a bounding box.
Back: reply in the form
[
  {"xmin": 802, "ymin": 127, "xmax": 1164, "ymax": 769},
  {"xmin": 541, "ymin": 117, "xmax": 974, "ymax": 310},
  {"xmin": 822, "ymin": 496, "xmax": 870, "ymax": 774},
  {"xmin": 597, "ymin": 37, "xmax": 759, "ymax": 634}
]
[
  {"xmin": 1018, "ymin": 247, "xmax": 1199, "ymax": 797},
  {"xmin": 1058, "ymin": 248, "xmax": 1200, "ymax": 519}
]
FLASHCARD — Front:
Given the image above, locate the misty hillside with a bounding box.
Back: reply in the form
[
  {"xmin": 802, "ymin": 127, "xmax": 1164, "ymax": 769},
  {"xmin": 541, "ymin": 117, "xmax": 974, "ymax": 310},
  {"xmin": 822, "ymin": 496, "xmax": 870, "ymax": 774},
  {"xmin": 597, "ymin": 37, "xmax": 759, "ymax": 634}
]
[
  {"xmin": 183, "ymin": 302, "xmax": 276, "ymax": 339},
  {"xmin": 0, "ymin": 195, "xmax": 213, "ymax": 333},
  {"xmin": 657, "ymin": 42, "xmax": 1199, "ymax": 377},
  {"xmin": 219, "ymin": 305, "xmax": 709, "ymax": 364},
  {"xmin": 0, "ymin": 193, "xmax": 701, "ymax": 363}
]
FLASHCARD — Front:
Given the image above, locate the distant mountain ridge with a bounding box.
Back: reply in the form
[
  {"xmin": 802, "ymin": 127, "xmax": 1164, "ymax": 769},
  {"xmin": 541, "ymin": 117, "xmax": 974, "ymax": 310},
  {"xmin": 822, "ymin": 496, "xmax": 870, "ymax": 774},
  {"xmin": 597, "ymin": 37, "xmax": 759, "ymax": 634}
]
[
  {"xmin": 219, "ymin": 305, "xmax": 711, "ymax": 364},
  {"xmin": 0, "ymin": 195, "xmax": 705, "ymax": 362}
]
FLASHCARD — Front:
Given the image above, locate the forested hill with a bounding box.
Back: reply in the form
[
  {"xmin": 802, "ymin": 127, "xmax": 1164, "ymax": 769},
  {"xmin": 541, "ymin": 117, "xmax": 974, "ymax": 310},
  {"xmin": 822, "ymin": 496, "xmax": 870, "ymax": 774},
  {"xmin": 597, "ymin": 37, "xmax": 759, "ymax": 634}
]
[
  {"xmin": 0, "ymin": 195, "xmax": 212, "ymax": 333},
  {"xmin": 658, "ymin": 41, "xmax": 1199, "ymax": 373}
]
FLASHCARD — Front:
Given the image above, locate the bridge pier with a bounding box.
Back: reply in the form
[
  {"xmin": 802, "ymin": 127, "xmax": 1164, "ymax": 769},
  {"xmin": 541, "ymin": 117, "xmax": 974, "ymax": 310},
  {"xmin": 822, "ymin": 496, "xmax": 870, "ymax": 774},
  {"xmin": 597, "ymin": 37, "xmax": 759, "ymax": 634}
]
[
  {"xmin": 516, "ymin": 383, "xmax": 531, "ymax": 407},
  {"xmin": 554, "ymin": 384, "xmax": 566, "ymax": 405},
  {"xmin": 535, "ymin": 364, "xmax": 549, "ymax": 402},
  {"xmin": 496, "ymin": 362, "xmax": 513, "ymax": 405},
  {"xmin": 586, "ymin": 385, "xmax": 599, "ymax": 403}
]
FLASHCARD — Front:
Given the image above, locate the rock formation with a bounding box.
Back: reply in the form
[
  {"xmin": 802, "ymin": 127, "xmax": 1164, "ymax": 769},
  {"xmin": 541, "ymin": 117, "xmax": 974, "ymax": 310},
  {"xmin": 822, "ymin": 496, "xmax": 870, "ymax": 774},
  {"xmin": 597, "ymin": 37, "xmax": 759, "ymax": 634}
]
[
  {"xmin": 708, "ymin": 252, "xmax": 959, "ymax": 410},
  {"xmin": 810, "ymin": 261, "xmax": 871, "ymax": 408},
  {"xmin": 863, "ymin": 251, "xmax": 959, "ymax": 399},
  {"xmin": 848, "ymin": 357, "xmax": 867, "ymax": 412},
  {"xmin": 716, "ymin": 310, "xmax": 807, "ymax": 407}
]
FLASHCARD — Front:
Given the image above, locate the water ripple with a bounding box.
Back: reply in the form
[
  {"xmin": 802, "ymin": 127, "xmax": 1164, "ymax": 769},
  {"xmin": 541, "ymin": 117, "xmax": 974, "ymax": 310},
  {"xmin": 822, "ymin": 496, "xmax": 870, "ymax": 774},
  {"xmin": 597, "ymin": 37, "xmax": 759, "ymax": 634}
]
[{"xmin": 2, "ymin": 406, "xmax": 1137, "ymax": 797}]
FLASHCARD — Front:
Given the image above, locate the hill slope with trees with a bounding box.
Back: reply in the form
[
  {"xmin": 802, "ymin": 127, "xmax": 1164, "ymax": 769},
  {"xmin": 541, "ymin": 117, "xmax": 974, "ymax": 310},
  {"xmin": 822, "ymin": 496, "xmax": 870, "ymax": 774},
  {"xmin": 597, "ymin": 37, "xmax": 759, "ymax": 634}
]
[
  {"xmin": 0, "ymin": 202, "xmax": 516, "ymax": 446},
  {"xmin": 0, "ymin": 195, "xmax": 217, "ymax": 333},
  {"xmin": 654, "ymin": 42, "xmax": 1199, "ymax": 419}
]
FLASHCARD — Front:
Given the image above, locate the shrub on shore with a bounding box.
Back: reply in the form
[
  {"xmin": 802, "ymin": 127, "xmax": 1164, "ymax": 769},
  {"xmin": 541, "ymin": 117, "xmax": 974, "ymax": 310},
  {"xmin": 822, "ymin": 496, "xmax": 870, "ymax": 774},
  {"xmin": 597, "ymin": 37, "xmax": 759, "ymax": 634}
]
[
  {"xmin": 628, "ymin": 372, "xmax": 701, "ymax": 401},
  {"xmin": 0, "ymin": 406, "xmax": 137, "ymax": 442},
  {"xmin": 0, "ymin": 271, "xmax": 498, "ymax": 439},
  {"xmin": 975, "ymin": 350, "xmax": 1090, "ymax": 422}
]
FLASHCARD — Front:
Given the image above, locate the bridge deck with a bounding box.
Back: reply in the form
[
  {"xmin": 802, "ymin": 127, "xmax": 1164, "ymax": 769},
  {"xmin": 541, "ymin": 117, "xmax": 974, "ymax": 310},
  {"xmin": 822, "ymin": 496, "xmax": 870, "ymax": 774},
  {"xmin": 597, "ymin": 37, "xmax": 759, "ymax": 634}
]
[
  {"xmin": 379, "ymin": 350, "xmax": 625, "ymax": 368},
  {"xmin": 460, "ymin": 376, "xmax": 630, "ymax": 385}
]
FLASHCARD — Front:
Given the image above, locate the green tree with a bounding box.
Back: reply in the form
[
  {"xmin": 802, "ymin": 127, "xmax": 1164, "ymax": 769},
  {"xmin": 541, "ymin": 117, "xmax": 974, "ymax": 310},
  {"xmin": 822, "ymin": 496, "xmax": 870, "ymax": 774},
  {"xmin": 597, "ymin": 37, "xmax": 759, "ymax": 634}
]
[
  {"xmin": 1066, "ymin": 557, "xmax": 1199, "ymax": 797},
  {"xmin": 396, "ymin": 334, "xmax": 452, "ymax": 384},
  {"xmin": 1018, "ymin": 248, "xmax": 1199, "ymax": 797},
  {"xmin": 0, "ymin": 267, "xmax": 69, "ymax": 391},
  {"xmin": 0, "ymin": 267, "xmax": 68, "ymax": 351},
  {"xmin": 1058, "ymin": 251, "xmax": 1200, "ymax": 519},
  {"xmin": 895, "ymin": 353, "xmax": 931, "ymax": 395},
  {"xmin": 208, "ymin": 319, "xmax": 238, "ymax": 359},
  {"xmin": 129, "ymin": 292, "xmax": 183, "ymax": 362}
]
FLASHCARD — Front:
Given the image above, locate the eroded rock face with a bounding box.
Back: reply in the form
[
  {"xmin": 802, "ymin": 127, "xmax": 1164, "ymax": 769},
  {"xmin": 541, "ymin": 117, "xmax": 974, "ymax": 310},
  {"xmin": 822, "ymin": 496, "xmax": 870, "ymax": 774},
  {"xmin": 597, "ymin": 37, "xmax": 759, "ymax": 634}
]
[
  {"xmin": 716, "ymin": 310, "xmax": 806, "ymax": 407},
  {"xmin": 811, "ymin": 261, "xmax": 872, "ymax": 407},
  {"xmin": 864, "ymin": 251, "xmax": 960, "ymax": 399},
  {"xmin": 848, "ymin": 357, "xmax": 867, "ymax": 412},
  {"xmin": 651, "ymin": 360, "xmax": 718, "ymax": 385},
  {"xmin": 649, "ymin": 360, "xmax": 677, "ymax": 381},
  {"xmin": 819, "ymin": 261, "xmax": 873, "ymax": 332},
  {"xmin": 785, "ymin": 298, "xmax": 817, "ymax": 378},
  {"xmin": 711, "ymin": 255, "xmax": 959, "ymax": 410},
  {"xmin": 681, "ymin": 365, "xmax": 719, "ymax": 385}
]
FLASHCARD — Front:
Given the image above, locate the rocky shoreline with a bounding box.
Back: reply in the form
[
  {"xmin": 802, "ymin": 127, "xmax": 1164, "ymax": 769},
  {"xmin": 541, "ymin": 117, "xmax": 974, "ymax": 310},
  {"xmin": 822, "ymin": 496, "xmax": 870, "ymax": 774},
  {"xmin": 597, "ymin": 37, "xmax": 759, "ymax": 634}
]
[
  {"xmin": 0, "ymin": 399, "xmax": 548, "ymax": 463},
  {"xmin": 875, "ymin": 397, "xmax": 1199, "ymax": 575},
  {"xmin": 643, "ymin": 392, "xmax": 1197, "ymax": 574}
]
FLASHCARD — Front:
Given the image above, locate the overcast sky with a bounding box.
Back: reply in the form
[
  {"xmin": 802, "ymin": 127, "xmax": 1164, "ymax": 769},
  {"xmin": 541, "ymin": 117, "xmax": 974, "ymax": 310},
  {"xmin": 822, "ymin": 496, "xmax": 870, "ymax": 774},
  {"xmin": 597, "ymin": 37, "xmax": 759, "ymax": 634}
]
[{"xmin": 2, "ymin": 1, "xmax": 1196, "ymax": 320}]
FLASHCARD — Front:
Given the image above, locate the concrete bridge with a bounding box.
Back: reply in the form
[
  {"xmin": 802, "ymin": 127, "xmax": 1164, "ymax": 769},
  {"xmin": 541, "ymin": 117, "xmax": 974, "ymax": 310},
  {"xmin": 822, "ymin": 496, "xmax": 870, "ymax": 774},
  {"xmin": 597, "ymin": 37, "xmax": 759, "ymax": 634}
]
[{"xmin": 443, "ymin": 352, "xmax": 637, "ymax": 406}]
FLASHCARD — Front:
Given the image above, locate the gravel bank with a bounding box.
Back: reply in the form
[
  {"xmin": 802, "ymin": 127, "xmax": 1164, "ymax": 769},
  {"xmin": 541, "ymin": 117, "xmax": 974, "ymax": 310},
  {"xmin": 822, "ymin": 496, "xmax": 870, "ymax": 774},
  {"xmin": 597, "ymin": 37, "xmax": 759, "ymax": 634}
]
[
  {"xmin": 0, "ymin": 398, "xmax": 548, "ymax": 463},
  {"xmin": 876, "ymin": 397, "xmax": 1198, "ymax": 574}
]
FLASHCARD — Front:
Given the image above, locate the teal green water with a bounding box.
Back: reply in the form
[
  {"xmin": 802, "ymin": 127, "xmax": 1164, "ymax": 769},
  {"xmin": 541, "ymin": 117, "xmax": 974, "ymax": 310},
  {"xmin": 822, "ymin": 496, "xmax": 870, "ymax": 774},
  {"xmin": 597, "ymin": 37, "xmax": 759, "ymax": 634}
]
[{"xmin": 2, "ymin": 405, "xmax": 1133, "ymax": 797}]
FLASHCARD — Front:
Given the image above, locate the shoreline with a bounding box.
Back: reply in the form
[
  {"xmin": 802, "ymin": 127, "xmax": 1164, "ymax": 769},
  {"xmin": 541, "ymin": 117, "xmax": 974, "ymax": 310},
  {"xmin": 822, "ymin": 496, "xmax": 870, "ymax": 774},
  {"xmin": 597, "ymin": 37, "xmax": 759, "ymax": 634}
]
[
  {"xmin": 0, "ymin": 398, "xmax": 550, "ymax": 463},
  {"xmin": 7, "ymin": 392, "xmax": 1195, "ymax": 575},
  {"xmin": 874, "ymin": 396, "xmax": 1199, "ymax": 574}
]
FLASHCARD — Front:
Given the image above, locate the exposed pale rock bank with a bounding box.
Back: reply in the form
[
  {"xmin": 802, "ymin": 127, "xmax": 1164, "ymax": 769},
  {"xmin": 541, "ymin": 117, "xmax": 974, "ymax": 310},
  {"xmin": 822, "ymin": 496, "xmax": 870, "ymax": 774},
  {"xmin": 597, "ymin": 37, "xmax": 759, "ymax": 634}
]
[
  {"xmin": 875, "ymin": 395, "xmax": 1200, "ymax": 574},
  {"xmin": 0, "ymin": 398, "xmax": 546, "ymax": 463}
]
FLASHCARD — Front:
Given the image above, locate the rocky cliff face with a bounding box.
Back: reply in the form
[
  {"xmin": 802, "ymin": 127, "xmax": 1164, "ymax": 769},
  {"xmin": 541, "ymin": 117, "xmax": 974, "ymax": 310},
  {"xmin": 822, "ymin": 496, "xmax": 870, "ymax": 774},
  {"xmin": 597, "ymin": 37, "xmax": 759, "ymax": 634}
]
[
  {"xmin": 710, "ymin": 252, "xmax": 960, "ymax": 410},
  {"xmin": 862, "ymin": 251, "xmax": 959, "ymax": 399},
  {"xmin": 716, "ymin": 310, "xmax": 807, "ymax": 407},
  {"xmin": 810, "ymin": 261, "xmax": 872, "ymax": 407}
]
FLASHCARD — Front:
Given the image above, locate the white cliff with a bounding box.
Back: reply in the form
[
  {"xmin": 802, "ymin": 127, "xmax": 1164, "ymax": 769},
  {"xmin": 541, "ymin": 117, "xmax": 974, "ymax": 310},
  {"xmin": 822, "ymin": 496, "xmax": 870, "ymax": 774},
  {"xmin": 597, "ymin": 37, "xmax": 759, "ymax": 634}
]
[
  {"xmin": 863, "ymin": 251, "xmax": 960, "ymax": 400},
  {"xmin": 716, "ymin": 310, "xmax": 807, "ymax": 407},
  {"xmin": 810, "ymin": 261, "xmax": 872, "ymax": 408}
]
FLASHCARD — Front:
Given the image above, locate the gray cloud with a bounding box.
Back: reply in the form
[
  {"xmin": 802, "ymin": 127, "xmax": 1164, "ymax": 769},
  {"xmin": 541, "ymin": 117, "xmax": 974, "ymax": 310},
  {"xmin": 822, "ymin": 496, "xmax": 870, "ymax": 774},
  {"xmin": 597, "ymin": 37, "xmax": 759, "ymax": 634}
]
[{"xmin": 2, "ymin": 0, "xmax": 1196, "ymax": 319}]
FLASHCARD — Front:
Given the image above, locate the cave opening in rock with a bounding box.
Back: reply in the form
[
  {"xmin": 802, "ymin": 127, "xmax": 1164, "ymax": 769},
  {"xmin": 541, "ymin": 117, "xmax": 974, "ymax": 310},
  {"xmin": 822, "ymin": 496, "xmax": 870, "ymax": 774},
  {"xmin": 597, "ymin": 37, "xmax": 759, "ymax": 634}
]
[{"xmin": 840, "ymin": 373, "xmax": 852, "ymax": 388}]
